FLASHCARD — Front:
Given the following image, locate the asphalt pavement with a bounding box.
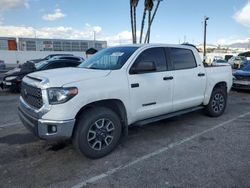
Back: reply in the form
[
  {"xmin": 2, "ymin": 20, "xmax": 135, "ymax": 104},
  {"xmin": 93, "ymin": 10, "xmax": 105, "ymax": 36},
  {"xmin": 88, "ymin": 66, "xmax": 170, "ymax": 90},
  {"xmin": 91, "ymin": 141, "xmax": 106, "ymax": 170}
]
[{"xmin": 0, "ymin": 90, "xmax": 249, "ymax": 188}]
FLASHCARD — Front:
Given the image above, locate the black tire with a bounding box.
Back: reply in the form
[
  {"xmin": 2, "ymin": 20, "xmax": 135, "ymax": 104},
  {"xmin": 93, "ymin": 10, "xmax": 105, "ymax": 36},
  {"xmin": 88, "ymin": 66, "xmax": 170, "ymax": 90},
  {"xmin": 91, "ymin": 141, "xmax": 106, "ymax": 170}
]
[
  {"xmin": 73, "ymin": 107, "xmax": 122, "ymax": 159},
  {"xmin": 205, "ymin": 86, "xmax": 227, "ymax": 117}
]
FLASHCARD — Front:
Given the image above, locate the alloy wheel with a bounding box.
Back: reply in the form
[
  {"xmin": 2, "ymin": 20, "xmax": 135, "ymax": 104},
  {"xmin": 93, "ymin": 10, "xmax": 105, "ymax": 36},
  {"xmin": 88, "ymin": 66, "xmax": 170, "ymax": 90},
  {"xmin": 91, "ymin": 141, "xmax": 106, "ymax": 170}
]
[{"xmin": 87, "ymin": 118, "xmax": 115, "ymax": 151}]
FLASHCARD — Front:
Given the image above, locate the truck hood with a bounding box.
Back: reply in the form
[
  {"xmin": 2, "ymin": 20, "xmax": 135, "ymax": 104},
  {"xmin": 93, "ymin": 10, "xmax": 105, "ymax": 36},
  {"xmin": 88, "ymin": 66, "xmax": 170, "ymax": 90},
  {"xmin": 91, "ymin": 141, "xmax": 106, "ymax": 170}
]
[
  {"xmin": 27, "ymin": 67, "xmax": 111, "ymax": 87},
  {"xmin": 234, "ymin": 70, "xmax": 250, "ymax": 77}
]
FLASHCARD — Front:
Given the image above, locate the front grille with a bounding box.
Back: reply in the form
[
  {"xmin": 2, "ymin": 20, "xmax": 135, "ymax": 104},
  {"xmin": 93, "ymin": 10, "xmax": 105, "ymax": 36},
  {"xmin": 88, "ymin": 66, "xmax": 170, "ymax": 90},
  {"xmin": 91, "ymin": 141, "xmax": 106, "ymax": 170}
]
[
  {"xmin": 235, "ymin": 76, "xmax": 250, "ymax": 81},
  {"xmin": 21, "ymin": 82, "xmax": 43, "ymax": 109}
]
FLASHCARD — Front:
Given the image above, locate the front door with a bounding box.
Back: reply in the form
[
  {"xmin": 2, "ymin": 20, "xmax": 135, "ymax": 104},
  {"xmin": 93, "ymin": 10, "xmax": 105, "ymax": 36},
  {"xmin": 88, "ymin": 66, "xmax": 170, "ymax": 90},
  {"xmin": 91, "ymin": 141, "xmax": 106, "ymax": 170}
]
[{"xmin": 127, "ymin": 47, "xmax": 173, "ymax": 122}]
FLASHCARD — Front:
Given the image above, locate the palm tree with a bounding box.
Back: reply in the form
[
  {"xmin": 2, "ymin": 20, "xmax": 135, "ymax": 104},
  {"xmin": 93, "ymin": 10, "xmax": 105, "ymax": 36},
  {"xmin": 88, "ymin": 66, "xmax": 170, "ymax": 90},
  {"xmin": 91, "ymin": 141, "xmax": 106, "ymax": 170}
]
[
  {"xmin": 144, "ymin": 0, "xmax": 162, "ymax": 43},
  {"xmin": 130, "ymin": 0, "xmax": 139, "ymax": 43},
  {"xmin": 139, "ymin": 0, "xmax": 153, "ymax": 43},
  {"xmin": 130, "ymin": 1, "xmax": 134, "ymax": 43},
  {"xmin": 146, "ymin": 0, "xmax": 153, "ymax": 43}
]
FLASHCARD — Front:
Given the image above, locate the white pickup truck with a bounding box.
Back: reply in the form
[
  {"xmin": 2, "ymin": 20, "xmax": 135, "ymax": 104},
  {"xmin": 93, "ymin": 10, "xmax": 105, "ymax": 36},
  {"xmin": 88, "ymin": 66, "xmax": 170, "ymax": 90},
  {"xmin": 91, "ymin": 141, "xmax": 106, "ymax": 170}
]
[{"xmin": 18, "ymin": 44, "xmax": 232, "ymax": 158}]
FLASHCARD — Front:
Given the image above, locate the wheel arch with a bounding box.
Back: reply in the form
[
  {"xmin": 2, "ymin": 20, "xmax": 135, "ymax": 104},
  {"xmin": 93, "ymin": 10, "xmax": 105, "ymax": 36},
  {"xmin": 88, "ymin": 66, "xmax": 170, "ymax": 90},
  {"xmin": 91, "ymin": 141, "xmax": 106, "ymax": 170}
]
[
  {"xmin": 204, "ymin": 81, "xmax": 228, "ymax": 105},
  {"xmin": 72, "ymin": 99, "xmax": 128, "ymax": 138},
  {"xmin": 213, "ymin": 81, "xmax": 227, "ymax": 90}
]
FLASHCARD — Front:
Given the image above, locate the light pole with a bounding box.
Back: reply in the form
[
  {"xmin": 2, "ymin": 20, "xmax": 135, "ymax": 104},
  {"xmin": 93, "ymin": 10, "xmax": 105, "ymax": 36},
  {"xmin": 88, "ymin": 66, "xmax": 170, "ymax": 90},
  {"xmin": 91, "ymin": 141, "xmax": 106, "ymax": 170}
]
[
  {"xmin": 33, "ymin": 28, "xmax": 37, "ymax": 51},
  {"xmin": 93, "ymin": 31, "xmax": 96, "ymax": 42},
  {"xmin": 93, "ymin": 30, "xmax": 96, "ymax": 48},
  {"xmin": 203, "ymin": 16, "xmax": 209, "ymax": 62},
  {"xmin": 248, "ymin": 38, "xmax": 250, "ymax": 50}
]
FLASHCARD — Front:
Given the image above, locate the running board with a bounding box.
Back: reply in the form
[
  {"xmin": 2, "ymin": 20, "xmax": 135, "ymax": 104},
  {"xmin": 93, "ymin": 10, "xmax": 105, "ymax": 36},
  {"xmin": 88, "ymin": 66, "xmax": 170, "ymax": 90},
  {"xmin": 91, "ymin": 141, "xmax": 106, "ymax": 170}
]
[{"xmin": 134, "ymin": 106, "xmax": 204, "ymax": 126}]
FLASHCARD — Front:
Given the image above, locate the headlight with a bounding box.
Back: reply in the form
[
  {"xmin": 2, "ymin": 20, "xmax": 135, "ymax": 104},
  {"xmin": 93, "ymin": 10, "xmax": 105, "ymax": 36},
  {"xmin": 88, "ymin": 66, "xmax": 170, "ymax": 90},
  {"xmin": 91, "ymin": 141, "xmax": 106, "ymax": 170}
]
[
  {"xmin": 5, "ymin": 76, "xmax": 17, "ymax": 81},
  {"xmin": 47, "ymin": 87, "xmax": 78, "ymax": 105}
]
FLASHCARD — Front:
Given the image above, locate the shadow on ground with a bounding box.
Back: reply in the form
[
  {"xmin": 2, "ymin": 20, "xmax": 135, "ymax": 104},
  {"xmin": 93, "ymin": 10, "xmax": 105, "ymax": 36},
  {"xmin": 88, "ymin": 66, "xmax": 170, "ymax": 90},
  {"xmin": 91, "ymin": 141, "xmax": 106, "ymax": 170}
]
[{"xmin": 0, "ymin": 133, "xmax": 37, "ymax": 145}]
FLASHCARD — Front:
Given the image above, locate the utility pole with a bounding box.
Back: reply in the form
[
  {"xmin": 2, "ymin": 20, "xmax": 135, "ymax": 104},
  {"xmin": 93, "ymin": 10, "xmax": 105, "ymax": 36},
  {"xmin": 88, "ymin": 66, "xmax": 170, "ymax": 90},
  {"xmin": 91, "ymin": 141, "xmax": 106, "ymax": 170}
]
[
  {"xmin": 33, "ymin": 29, "xmax": 37, "ymax": 51},
  {"xmin": 203, "ymin": 16, "xmax": 209, "ymax": 62},
  {"xmin": 248, "ymin": 38, "xmax": 250, "ymax": 50},
  {"xmin": 93, "ymin": 31, "xmax": 96, "ymax": 48}
]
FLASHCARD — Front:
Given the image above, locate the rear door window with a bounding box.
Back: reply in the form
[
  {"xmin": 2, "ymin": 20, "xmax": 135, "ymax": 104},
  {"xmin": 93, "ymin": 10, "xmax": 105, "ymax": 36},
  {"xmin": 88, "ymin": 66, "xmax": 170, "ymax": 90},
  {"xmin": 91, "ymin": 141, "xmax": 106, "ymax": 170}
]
[{"xmin": 170, "ymin": 48, "xmax": 197, "ymax": 70}]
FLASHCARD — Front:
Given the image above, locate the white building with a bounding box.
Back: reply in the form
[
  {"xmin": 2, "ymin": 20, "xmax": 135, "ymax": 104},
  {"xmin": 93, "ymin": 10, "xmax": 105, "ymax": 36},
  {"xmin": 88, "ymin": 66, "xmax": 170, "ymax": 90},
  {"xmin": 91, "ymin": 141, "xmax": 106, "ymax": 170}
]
[
  {"xmin": 18, "ymin": 38, "xmax": 107, "ymax": 52},
  {"xmin": 0, "ymin": 37, "xmax": 107, "ymax": 66}
]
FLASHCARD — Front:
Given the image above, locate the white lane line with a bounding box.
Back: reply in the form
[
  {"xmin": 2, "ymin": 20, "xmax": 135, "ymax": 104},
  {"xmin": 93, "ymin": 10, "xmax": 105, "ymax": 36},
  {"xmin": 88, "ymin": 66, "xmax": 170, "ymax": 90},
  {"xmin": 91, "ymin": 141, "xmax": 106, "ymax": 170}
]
[
  {"xmin": 71, "ymin": 112, "xmax": 250, "ymax": 188},
  {"xmin": 0, "ymin": 121, "xmax": 21, "ymax": 128}
]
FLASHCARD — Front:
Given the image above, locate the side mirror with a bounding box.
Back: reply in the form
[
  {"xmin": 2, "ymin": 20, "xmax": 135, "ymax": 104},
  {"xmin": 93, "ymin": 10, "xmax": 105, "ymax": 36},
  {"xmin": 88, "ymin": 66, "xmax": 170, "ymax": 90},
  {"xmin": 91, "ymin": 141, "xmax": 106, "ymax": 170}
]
[{"xmin": 130, "ymin": 61, "xmax": 156, "ymax": 74}]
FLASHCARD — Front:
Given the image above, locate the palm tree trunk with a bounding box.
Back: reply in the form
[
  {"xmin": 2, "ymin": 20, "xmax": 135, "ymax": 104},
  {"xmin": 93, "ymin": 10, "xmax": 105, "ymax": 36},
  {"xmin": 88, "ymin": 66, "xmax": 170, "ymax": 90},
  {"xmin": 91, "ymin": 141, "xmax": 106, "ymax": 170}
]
[
  {"xmin": 139, "ymin": 8, "xmax": 147, "ymax": 43},
  {"xmin": 133, "ymin": 6, "xmax": 137, "ymax": 43},
  {"xmin": 147, "ymin": 10, "xmax": 151, "ymax": 43},
  {"xmin": 144, "ymin": 0, "xmax": 161, "ymax": 43},
  {"xmin": 130, "ymin": 3, "xmax": 135, "ymax": 44}
]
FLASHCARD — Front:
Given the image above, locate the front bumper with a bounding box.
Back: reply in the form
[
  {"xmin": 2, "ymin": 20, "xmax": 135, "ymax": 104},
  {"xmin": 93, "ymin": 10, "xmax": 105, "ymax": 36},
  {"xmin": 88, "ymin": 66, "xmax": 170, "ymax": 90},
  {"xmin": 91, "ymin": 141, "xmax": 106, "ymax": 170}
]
[{"xmin": 18, "ymin": 98, "xmax": 75, "ymax": 140}]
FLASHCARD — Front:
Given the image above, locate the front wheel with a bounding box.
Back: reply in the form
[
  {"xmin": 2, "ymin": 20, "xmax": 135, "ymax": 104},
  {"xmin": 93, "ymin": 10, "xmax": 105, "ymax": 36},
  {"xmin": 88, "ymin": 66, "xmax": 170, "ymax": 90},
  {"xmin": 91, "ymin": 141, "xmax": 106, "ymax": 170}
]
[
  {"xmin": 73, "ymin": 107, "xmax": 122, "ymax": 159},
  {"xmin": 205, "ymin": 86, "xmax": 227, "ymax": 117}
]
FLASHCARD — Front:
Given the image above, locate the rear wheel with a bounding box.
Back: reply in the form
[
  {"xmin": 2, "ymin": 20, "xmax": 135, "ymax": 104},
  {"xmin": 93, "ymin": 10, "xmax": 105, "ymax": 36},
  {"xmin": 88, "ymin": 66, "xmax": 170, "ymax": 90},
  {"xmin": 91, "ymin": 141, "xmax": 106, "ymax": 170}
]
[
  {"xmin": 205, "ymin": 86, "xmax": 227, "ymax": 117},
  {"xmin": 73, "ymin": 107, "xmax": 122, "ymax": 159}
]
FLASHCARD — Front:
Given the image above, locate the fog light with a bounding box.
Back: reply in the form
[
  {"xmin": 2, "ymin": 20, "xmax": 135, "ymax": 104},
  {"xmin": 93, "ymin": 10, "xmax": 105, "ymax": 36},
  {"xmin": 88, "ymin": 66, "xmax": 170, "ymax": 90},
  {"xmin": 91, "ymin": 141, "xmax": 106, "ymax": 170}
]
[{"xmin": 48, "ymin": 125, "xmax": 57, "ymax": 134}]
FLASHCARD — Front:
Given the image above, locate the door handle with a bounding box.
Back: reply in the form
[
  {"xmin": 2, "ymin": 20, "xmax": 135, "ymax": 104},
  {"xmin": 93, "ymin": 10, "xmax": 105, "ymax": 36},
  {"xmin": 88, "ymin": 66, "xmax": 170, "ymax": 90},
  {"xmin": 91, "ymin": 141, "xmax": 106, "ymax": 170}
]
[
  {"xmin": 198, "ymin": 73, "xmax": 205, "ymax": 77},
  {"xmin": 163, "ymin": 76, "xmax": 173, "ymax": 81},
  {"xmin": 131, "ymin": 83, "xmax": 139, "ymax": 88}
]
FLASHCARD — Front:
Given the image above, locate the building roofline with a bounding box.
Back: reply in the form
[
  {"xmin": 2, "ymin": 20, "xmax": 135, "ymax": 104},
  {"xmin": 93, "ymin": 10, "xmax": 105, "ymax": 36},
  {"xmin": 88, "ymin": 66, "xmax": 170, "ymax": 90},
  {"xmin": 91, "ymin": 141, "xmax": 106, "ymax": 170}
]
[{"xmin": 18, "ymin": 37, "xmax": 107, "ymax": 43}]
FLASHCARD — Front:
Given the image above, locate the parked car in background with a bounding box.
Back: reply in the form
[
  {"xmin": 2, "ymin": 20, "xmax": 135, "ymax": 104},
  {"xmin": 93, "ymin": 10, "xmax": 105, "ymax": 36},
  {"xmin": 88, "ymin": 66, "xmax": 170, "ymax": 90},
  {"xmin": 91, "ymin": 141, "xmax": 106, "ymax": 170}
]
[
  {"xmin": 0, "ymin": 60, "xmax": 6, "ymax": 70},
  {"xmin": 27, "ymin": 54, "xmax": 74, "ymax": 64},
  {"xmin": 212, "ymin": 59, "xmax": 229, "ymax": 66},
  {"xmin": 228, "ymin": 56, "xmax": 247, "ymax": 69},
  {"xmin": 241, "ymin": 60, "xmax": 250, "ymax": 69},
  {"xmin": 212, "ymin": 56, "xmax": 223, "ymax": 62},
  {"xmin": 0, "ymin": 58, "xmax": 83, "ymax": 92},
  {"xmin": 233, "ymin": 63, "xmax": 250, "ymax": 90},
  {"xmin": 50, "ymin": 56, "xmax": 85, "ymax": 62},
  {"xmin": 238, "ymin": 51, "xmax": 250, "ymax": 60},
  {"xmin": 224, "ymin": 55, "xmax": 234, "ymax": 62}
]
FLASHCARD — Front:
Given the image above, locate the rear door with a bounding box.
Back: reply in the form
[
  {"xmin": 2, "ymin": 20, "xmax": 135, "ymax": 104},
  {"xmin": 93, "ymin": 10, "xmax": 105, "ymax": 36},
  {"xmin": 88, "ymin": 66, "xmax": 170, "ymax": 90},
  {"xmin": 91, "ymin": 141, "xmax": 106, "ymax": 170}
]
[
  {"xmin": 168, "ymin": 47, "xmax": 206, "ymax": 111},
  {"xmin": 127, "ymin": 47, "xmax": 173, "ymax": 122}
]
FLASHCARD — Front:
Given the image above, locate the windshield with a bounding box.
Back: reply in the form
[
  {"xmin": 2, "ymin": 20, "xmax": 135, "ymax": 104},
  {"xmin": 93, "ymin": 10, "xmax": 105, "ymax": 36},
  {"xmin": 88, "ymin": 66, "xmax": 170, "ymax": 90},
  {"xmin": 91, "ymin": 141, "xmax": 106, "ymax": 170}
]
[
  {"xmin": 35, "ymin": 60, "xmax": 49, "ymax": 70},
  {"xmin": 44, "ymin": 55, "xmax": 51, "ymax": 60},
  {"xmin": 79, "ymin": 47, "xmax": 138, "ymax": 70}
]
